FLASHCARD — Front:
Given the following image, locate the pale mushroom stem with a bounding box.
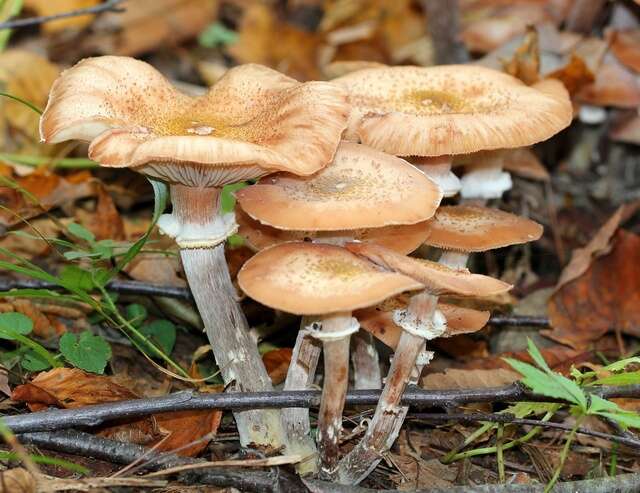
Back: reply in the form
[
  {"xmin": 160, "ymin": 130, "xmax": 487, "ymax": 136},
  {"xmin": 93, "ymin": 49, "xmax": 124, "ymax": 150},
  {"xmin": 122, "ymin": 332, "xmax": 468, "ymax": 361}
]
[
  {"xmin": 282, "ymin": 325, "xmax": 322, "ymax": 474},
  {"xmin": 337, "ymin": 292, "xmax": 436, "ymax": 485},
  {"xmin": 169, "ymin": 185, "xmax": 286, "ymax": 450},
  {"xmin": 316, "ymin": 311, "xmax": 356, "ymax": 478},
  {"xmin": 439, "ymin": 198, "xmax": 488, "ymax": 269},
  {"xmin": 351, "ymin": 331, "xmax": 382, "ymax": 390}
]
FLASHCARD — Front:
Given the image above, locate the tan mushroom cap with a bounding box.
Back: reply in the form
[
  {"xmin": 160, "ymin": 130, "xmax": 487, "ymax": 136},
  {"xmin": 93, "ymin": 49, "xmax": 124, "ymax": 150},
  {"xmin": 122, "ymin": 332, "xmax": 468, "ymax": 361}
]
[
  {"xmin": 453, "ymin": 148, "xmax": 550, "ymax": 182},
  {"xmin": 334, "ymin": 64, "xmax": 573, "ymax": 156},
  {"xmin": 346, "ymin": 242, "xmax": 512, "ymax": 297},
  {"xmin": 236, "ymin": 208, "xmax": 429, "ymax": 254},
  {"xmin": 40, "ymin": 57, "xmax": 349, "ymax": 187},
  {"xmin": 424, "ymin": 205, "xmax": 543, "ymax": 252},
  {"xmin": 356, "ymin": 298, "xmax": 490, "ymax": 349},
  {"xmin": 235, "ymin": 142, "xmax": 442, "ymax": 230},
  {"xmin": 237, "ymin": 242, "xmax": 423, "ymax": 315}
]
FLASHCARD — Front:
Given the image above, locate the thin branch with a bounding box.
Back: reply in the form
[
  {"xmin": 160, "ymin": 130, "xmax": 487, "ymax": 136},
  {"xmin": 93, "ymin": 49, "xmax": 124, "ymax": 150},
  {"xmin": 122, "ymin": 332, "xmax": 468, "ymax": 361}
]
[
  {"xmin": 408, "ymin": 413, "xmax": 640, "ymax": 450},
  {"xmin": 4, "ymin": 384, "xmax": 640, "ymax": 435},
  {"xmin": 0, "ymin": 0, "xmax": 126, "ymax": 30},
  {"xmin": 18, "ymin": 430, "xmax": 306, "ymax": 493},
  {"xmin": 0, "ymin": 277, "xmax": 552, "ymax": 327}
]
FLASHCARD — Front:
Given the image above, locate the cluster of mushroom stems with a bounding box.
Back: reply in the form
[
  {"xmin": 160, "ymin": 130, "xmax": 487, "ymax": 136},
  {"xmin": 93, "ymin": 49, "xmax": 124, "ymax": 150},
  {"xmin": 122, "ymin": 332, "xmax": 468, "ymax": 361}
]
[{"xmin": 39, "ymin": 57, "xmax": 572, "ymax": 484}]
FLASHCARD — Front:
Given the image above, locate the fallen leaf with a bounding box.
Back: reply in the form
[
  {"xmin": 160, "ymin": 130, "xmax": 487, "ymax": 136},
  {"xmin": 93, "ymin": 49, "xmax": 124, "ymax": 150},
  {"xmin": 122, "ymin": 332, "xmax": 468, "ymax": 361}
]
[
  {"xmin": 153, "ymin": 408, "xmax": 222, "ymax": 457},
  {"xmin": 461, "ymin": 345, "xmax": 588, "ymax": 374},
  {"xmin": 546, "ymin": 54, "xmax": 594, "ymax": 95},
  {"xmin": 0, "ymin": 365, "xmax": 10, "ymax": 397},
  {"xmin": 263, "ymin": 348, "xmax": 293, "ymax": 385},
  {"xmin": 24, "ymin": 0, "xmax": 101, "ymax": 33},
  {"xmin": 388, "ymin": 454, "xmax": 456, "ymax": 491},
  {"xmin": 0, "ymin": 468, "xmax": 36, "ymax": 493},
  {"xmin": 610, "ymin": 110, "xmax": 640, "ymax": 145},
  {"xmin": 577, "ymin": 60, "xmax": 640, "ymax": 108},
  {"xmin": 548, "ymin": 230, "xmax": 640, "ymax": 348},
  {"xmin": 0, "ymin": 169, "xmax": 95, "ymax": 228},
  {"xmin": 502, "ymin": 26, "xmax": 540, "ymax": 85},
  {"xmin": 608, "ymin": 29, "xmax": 640, "ymax": 73},
  {"xmin": 501, "ymin": 148, "xmax": 550, "ymax": 181},
  {"xmin": 89, "ymin": 186, "xmax": 125, "ymax": 241},
  {"xmin": 421, "ymin": 368, "xmax": 519, "ymax": 390}
]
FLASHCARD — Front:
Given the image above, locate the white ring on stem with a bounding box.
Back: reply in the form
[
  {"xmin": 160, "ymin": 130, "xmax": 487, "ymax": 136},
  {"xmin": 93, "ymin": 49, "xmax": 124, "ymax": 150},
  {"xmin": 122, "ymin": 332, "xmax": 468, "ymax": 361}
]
[
  {"xmin": 158, "ymin": 211, "xmax": 238, "ymax": 248},
  {"xmin": 392, "ymin": 308, "xmax": 447, "ymax": 340},
  {"xmin": 306, "ymin": 317, "xmax": 360, "ymax": 341}
]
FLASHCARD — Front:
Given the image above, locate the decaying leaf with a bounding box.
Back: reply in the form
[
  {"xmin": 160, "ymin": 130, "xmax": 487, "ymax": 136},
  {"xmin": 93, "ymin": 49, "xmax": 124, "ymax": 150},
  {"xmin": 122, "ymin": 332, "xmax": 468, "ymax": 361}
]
[
  {"xmin": 0, "ymin": 469, "xmax": 36, "ymax": 493},
  {"xmin": 262, "ymin": 348, "xmax": 293, "ymax": 385},
  {"xmin": 153, "ymin": 408, "xmax": 222, "ymax": 457},
  {"xmin": 576, "ymin": 60, "xmax": 640, "ymax": 108},
  {"xmin": 610, "ymin": 110, "xmax": 640, "ymax": 145},
  {"xmin": 546, "ymin": 54, "xmax": 594, "ymax": 95},
  {"xmin": 388, "ymin": 454, "xmax": 457, "ymax": 491},
  {"xmin": 421, "ymin": 368, "xmax": 519, "ymax": 390},
  {"xmin": 502, "ymin": 26, "xmax": 540, "ymax": 85},
  {"xmin": 548, "ymin": 229, "xmax": 640, "ymax": 348},
  {"xmin": 608, "ymin": 29, "xmax": 640, "ymax": 73},
  {"xmin": 23, "ymin": 0, "xmax": 101, "ymax": 33}
]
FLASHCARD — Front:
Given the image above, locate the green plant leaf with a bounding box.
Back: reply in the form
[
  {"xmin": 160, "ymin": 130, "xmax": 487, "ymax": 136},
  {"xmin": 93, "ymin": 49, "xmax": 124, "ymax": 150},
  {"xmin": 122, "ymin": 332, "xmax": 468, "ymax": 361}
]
[
  {"xmin": 502, "ymin": 402, "xmax": 559, "ymax": 419},
  {"xmin": 593, "ymin": 371, "xmax": 640, "ymax": 386},
  {"xmin": 139, "ymin": 319, "xmax": 176, "ymax": 357},
  {"xmin": 227, "ymin": 233, "xmax": 245, "ymax": 248},
  {"xmin": 59, "ymin": 265, "xmax": 96, "ymax": 291},
  {"xmin": 21, "ymin": 349, "xmax": 51, "ymax": 372},
  {"xmin": 126, "ymin": 303, "xmax": 148, "ymax": 327},
  {"xmin": 59, "ymin": 331, "xmax": 112, "ymax": 374},
  {"xmin": 527, "ymin": 338, "xmax": 552, "ymax": 372},
  {"xmin": 199, "ymin": 21, "xmax": 238, "ymax": 48},
  {"xmin": 598, "ymin": 411, "xmax": 640, "ymax": 430},
  {"xmin": 66, "ymin": 222, "xmax": 95, "ymax": 243},
  {"xmin": 220, "ymin": 182, "xmax": 248, "ymax": 213},
  {"xmin": 604, "ymin": 357, "xmax": 640, "ymax": 372},
  {"xmin": 0, "ymin": 312, "xmax": 32, "ymax": 338}
]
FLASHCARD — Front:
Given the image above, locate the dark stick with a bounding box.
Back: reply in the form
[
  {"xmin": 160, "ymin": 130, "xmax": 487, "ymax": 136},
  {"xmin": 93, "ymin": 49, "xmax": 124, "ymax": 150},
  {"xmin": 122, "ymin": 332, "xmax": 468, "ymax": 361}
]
[
  {"xmin": 18, "ymin": 430, "xmax": 305, "ymax": 493},
  {"xmin": 4, "ymin": 384, "xmax": 640, "ymax": 435},
  {"xmin": 423, "ymin": 0, "xmax": 468, "ymax": 64},
  {"xmin": 408, "ymin": 413, "xmax": 640, "ymax": 449},
  {"xmin": 0, "ymin": 0, "xmax": 125, "ymax": 30},
  {"xmin": 0, "ymin": 277, "xmax": 552, "ymax": 327}
]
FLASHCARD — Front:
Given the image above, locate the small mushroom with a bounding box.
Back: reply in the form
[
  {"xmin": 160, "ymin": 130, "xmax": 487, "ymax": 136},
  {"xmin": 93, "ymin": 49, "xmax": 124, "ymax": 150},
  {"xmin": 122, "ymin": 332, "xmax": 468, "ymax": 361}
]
[
  {"xmin": 238, "ymin": 242, "xmax": 423, "ymax": 477},
  {"xmin": 336, "ymin": 242, "xmax": 511, "ymax": 484},
  {"xmin": 236, "ymin": 141, "xmax": 442, "ymax": 476},
  {"xmin": 39, "ymin": 56, "xmax": 350, "ymax": 451},
  {"xmin": 236, "ymin": 141, "xmax": 442, "ymax": 230},
  {"xmin": 409, "ymin": 156, "xmax": 462, "ymax": 198},
  {"xmin": 334, "ymin": 64, "xmax": 573, "ymax": 156},
  {"xmin": 424, "ymin": 205, "xmax": 544, "ymax": 253}
]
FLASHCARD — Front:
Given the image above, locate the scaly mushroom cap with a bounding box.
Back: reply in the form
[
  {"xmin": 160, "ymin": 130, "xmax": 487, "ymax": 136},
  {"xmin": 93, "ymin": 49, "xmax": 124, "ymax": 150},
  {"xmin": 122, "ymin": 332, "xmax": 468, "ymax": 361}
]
[
  {"xmin": 40, "ymin": 57, "xmax": 350, "ymax": 187},
  {"xmin": 346, "ymin": 242, "xmax": 512, "ymax": 297},
  {"xmin": 424, "ymin": 205, "xmax": 543, "ymax": 252},
  {"xmin": 236, "ymin": 142, "xmax": 442, "ymax": 230},
  {"xmin": 236, "ymin": 208, "xmax": 429, "ymax": 254},
  {"xmin": 356, "ymin": 298, "xmax": 490, "ymax": 349},
  {"xmin": 334, "ymin": 65, "xmax": 573, "ymax": 156},
  {"xmin": 237, "ymin": 242, "xmax": 423, "ymax": 315}
]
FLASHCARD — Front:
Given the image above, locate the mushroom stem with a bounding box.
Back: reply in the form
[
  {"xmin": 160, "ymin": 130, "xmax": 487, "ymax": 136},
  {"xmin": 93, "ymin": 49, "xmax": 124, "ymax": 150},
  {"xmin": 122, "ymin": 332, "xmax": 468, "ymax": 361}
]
[
  {"xmin": 169, "ymin": 185, "xmax": 286, "ymax": 450},
  {"xmin": 438, "ymin": 250, "xmax": 470, "ymax": 269},
  {"xmin": 336, "ymin": 293, "xmax": 437, "ymax": 485},
  {"xmin": 351, "ymin": 331, "xmax": 382, "ymax": 390},
  {"xmin": 282, "ymin": 325, "xmax": 322, "ymax": 475},
  {"xmin": 315, "ymin": 311, "xmax": 358, "ymax": 479}
]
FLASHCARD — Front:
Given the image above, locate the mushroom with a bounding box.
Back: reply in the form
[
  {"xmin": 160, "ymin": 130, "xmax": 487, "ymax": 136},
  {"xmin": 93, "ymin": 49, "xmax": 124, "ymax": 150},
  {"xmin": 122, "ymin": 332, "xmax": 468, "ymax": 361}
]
[
  {"xmin": 336, "ymin": 242, "xmax": 512, "ymax": 484},
  {"xmin": 39, "ymin": 56, "xmax": 350, "ymax": 450},
  {"xmin": 236, "ymin": 141, "xmax": 442, "ymax": 475},
  {"xmin": 424, "ymin": 205, "xmax": 544, "ymax": 268},
  {"xmin": 237, "ymin": 242, "xmax": 424, "ymax": 478},
  {"xmin": 408, "ymin": 156, "xmax": 462, "ymax": 198},
  {"xmin": 334, "ymin": 65, "xmax": 573, "ymax": 156}
]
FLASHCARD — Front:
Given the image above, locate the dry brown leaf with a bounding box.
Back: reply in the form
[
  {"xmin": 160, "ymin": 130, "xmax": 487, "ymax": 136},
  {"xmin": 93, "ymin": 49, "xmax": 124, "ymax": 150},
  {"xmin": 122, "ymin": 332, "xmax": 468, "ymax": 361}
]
[
  {"xmin": 501, "ymin": 148, "xmax": 550, "ymax": 181},
  {"xmin": 610, "ymin": 110, "xmax": 640, "ymax": 145},
  {"xmin": 577, "ymin": 60, "xmax": 640, "ymax": 108},
  {"xmin": 153, "ymin": 409, "xmax": 222, "ymax": 457},
  {"xmin": 0, "ymin": 169, "xmax": 95, "ymax": 227},
  {"xmin": 24, "ymin": 0, "xmax": 100, "ymax": 33},
  {"xmin": 262, "ymin": 348, "xmax": 293, "ymax": 385},
  {"xmin": 86, "ymin": 186, "xmax": 125, "ymax": 241},
  {"xmin": 12, "ymin": 368, "xmax": 139, "ymax": 411},
  {"xmin": 388, "ymin": 454, "xmax": 457, "ymax": 491},
  {"xmin": 546, "ymin": 54, "xmax": 594, "ymax": 95},
  {"xmin": 0, "ymin": 218, "xmax": 60, "ymax": 260},
  {"xmin": 86, "ymin": 0, "xmax": 217, "ymax": 57},
  {"xmin": 609, "ymin": 29, "xmax": 640, "ymax": 73},
  {"xmin": 461, "ymin": 345, "xmax": 588, "ymax": 374},
  {"xmin": 421, "ymin": 368, "xmax": 519, "ymax": 390},
  {"xmin": 502, "ymin": 26, "xmax": 540, "ymax": 85},
  {"xmin": 10, "ymin": 299, "xmax": 58, "ymax": 339},
  {"xmin": 0, "ymin": 365, "xmax": 10, "ymax": 397},
  {"xmin": 548, "ymin": 230, "xmax": 640, "ymax": 348},
  {"xmin": 0, "ymin": 50, "xmax": 59, "ymax": 148},
  {"xmin": 0, "ymin": 469, "xmax": 36, "ymax": 493}
]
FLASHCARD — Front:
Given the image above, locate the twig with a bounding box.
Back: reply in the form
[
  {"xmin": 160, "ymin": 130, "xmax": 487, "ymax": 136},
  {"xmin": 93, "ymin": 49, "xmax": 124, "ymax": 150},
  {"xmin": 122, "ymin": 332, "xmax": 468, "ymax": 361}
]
[
  {"xmin": 0, "ymin": 277, "xmax": 553, "ymax": 327},
  {"xmin": 0, "ymin": 0, "xmax": 126, "ymax": 30},
  {"xmin": 18, "ymin": 430, "xmax": 306, "ymax": 493},
  {"xmin": 408, "ymin": 413, "xmax": 640, "ymax": 450},
  {"xmin": 4, "ymin": 384, "xmax": 640, "ymax": 435},
  {"xmin": 422, "ymin": 0, "xmax": 468, "ymax": 64}
]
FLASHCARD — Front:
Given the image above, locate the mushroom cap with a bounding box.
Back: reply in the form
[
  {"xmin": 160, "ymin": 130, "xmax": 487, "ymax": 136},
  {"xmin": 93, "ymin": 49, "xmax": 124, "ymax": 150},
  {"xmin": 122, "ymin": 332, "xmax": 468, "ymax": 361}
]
[
  {"xmin": 424, "ymin": 205, "xmax": 543, "ymax": 252},
  {"xmin": 356, "ymin": 298, "xmax": 490, "ymax": 349},
  {"xmin": 40, "ymin": 57, "xmax": 349, "ymax": 187},
  {"xmin": 235, "ymin": 142, "xmax": 442, "ymax": 230},
  {"xmin": 453, "ymin": 148, "xmax": 550, "ymax": 182},
  {"xmin": 236, "ymin": 208, "xmax": 429, "ymax": 254},
  {"xmin": 237, "ymin": 242, "xmax": 423, "ymax": 315},
  {"xmin": 609, "ymin": 30, "xmax": 640, "ymax": 74},
  {"xmin": 334, "ymin": 64, "xmax": 573, "ymax": 156},
  {"xmin": 346, "ymin": 242, "xmax": 512, "ymax": 297}
]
